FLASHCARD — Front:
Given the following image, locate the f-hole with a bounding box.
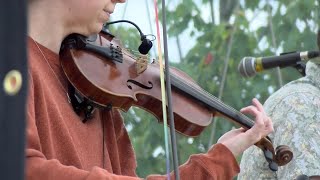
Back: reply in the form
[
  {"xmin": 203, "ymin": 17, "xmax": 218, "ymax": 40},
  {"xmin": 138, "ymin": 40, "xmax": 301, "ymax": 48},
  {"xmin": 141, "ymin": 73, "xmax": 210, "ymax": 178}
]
[{"xmin": 127, "ymin": 79, "xmax": 153, "ymax": 90}]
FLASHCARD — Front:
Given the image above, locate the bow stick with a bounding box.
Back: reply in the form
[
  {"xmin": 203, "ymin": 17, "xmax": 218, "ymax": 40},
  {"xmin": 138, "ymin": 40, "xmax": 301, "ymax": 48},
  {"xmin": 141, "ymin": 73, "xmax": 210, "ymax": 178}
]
[{"xmin": 153, "ymin": 0, "xmax": 180, "ymax": 179}]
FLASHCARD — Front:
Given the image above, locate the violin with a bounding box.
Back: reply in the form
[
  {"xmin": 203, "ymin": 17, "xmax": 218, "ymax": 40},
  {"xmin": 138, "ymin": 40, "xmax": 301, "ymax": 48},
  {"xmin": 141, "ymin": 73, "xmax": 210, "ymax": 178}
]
[{"xmin": 59, "ymin": 29, "xmax": 293, "ymax": 171}]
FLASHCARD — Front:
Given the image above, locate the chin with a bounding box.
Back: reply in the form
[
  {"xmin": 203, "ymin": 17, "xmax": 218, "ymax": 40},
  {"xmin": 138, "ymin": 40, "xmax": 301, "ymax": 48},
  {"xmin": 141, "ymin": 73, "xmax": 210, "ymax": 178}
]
[
  {"xmin": 74, "ymin": 23, "xmax": 104, "ymax": 37},
  {"xmin": 93, "ymin": 24, "xmax": 104, "ymax": 34}
]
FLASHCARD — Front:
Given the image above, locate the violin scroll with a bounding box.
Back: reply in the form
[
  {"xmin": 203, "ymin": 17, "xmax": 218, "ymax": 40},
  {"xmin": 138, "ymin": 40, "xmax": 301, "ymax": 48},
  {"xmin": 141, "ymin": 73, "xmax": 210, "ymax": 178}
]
[
  {"xmin": 275, "ymin": 145, "xmax": 293, "ymax": 166},
  {"xmin": 256, "ymin": 138, "xmax": 293, "ymax": 171}
]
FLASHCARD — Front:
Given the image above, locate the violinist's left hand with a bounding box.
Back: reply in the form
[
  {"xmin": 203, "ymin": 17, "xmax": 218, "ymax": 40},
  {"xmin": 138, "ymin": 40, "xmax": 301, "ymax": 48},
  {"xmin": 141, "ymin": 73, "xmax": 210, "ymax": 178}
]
[{"xmin": 217, "ymin": 98, "xmax": 274, "ymax": 157}]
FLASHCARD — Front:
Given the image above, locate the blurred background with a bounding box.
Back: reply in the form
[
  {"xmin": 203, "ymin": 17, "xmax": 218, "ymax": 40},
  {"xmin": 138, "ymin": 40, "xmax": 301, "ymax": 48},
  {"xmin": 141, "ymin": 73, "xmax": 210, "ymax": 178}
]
[{"xmin": 107, "ymin": 0, "xmax": 319, "ymax": 178}]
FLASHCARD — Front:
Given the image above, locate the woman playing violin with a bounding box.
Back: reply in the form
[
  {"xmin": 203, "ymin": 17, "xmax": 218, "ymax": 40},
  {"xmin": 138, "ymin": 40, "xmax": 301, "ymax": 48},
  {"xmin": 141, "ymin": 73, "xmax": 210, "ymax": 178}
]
[{"xmin": 26, "ymin": 0, "xmax": 274, "ymax": 179}]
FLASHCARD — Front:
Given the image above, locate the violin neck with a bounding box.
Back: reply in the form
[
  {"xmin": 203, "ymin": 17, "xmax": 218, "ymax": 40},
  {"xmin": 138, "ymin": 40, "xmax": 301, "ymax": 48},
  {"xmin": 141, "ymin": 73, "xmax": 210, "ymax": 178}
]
[{"xmin": 170, "ymin": 74, "xmax": 254, "ymax": 129}]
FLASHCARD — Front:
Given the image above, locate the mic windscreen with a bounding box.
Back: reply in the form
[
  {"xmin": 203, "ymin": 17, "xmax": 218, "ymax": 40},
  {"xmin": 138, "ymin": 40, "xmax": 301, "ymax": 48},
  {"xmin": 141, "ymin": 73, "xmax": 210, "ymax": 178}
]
[
  {"xmin": 238, "ymin": 57, "xmax": 257, "ymax": 78},
  {"xmin": 138, "ymin": 39, "xmax": 153, "ymax": 55}
]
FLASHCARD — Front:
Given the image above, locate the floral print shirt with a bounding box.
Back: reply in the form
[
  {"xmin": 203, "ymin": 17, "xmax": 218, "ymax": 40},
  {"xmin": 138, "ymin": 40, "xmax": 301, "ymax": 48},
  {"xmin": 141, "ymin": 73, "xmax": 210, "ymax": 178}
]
[{"xmin": 238, "ymin": 61, "xmax": 320, "ymax": 180}]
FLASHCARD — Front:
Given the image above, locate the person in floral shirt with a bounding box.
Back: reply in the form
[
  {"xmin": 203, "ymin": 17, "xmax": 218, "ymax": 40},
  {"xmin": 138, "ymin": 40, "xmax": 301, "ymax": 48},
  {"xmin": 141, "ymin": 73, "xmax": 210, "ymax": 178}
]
[{"xmin": 238, "ymin": 60, "xmax": 320, "ymax": 180}]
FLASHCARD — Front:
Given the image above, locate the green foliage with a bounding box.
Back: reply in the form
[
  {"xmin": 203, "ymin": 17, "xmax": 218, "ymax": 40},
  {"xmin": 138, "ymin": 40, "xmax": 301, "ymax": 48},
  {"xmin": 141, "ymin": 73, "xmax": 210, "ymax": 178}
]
[
  {"xmin": 112, "ymin": 0, "xmax": 319, "ymax": 178},
  {"xmin": 107, "ymin": 25, "xmax": 141, "ymax": 52}
]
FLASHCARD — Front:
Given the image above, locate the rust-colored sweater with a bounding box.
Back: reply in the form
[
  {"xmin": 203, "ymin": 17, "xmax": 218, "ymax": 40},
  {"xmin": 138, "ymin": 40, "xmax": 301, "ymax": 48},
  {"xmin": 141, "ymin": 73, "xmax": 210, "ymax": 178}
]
[{"xmin": 25, "ymin": 37, "xmax": 240, "ymax": 180}]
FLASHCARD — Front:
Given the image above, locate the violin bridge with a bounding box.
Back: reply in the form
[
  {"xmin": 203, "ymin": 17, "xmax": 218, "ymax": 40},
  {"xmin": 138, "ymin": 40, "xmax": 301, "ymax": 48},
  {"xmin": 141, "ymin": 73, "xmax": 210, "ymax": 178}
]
[{"xmin": 136, "ymin": 54, "xmax": 148, "ymax": 74}]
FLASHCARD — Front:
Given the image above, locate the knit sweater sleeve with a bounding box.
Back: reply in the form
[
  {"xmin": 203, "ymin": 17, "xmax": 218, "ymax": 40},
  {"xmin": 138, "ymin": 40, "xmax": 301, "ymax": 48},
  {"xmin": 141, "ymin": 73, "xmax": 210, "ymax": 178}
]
[
  {"xmin": 25, "ymin": 73, "xmax": 142, "ymax": 180},
  {"xmin": 146, "ymin": 143, "xmax": 240, "ymax": 180}
]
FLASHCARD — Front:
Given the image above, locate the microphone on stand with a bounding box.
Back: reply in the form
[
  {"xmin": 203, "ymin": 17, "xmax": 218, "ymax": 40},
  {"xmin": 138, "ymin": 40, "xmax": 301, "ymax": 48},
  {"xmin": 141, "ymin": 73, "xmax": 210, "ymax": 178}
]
[{"xmin": 238, "ymin": 51, "xmax": 320, "ymax": 78}]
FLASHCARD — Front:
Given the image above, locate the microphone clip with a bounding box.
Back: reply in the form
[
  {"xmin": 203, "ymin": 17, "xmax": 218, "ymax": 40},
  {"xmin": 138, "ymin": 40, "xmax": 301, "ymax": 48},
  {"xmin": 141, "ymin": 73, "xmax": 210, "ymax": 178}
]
[
  {"xmin": 291, "ymin": 61, "xmax": 306, "ymax": 76},
  {"xmin": 104, "ymin": 20, "xmax": 155, "ymax": 55}
]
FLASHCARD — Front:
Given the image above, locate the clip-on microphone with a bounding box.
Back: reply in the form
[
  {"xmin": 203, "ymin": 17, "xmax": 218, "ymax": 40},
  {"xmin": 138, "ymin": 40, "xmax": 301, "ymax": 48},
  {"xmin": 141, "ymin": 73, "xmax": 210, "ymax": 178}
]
[{"xmin": 104, "ymin": 20, "xmax": 154, "ymax": 55}]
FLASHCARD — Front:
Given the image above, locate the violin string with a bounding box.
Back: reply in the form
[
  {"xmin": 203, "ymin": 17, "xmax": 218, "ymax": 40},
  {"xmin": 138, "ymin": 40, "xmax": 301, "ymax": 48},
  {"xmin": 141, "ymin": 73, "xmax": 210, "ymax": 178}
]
[
  {"xmin": 33, "ymin": 39, "xmax": 70, "ymax": 100},
  {"xmin": 182, "ymin": 76, "xmax": 254, "ymax": 126},
  {"xmin": 182, "ymin": 79, "xmax": 253, "ymax": 126},
  {"xmin": 121, "ymin": 46, "xmax": 253, "ymax": 125},
  {"xmin": 171, "ymin": 74, "xmax": 232, "ymax": 112},
  {"xmin": 123, "ymin": 49, "xmax": 252, "ymax": 125},
  {"xmin": 170, "ymin": 73, "xmax": 254, "ymax": 126},
  {"xmin": 121, "ymin": 49, "xmax": 151, "ymax": 64},
  {"xmin": 123, "ymin": 48, "xmax": 253, "ymax": 125},
  {"xmin": 173, "ymin": 75, "xmax": 253, "ymax": 126}
]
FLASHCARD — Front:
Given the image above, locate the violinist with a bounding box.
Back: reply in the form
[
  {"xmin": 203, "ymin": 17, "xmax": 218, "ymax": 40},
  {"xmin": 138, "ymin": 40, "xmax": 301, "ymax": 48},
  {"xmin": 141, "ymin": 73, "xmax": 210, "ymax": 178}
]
[{"xmin": 26, "ymin": 0, "xmax": 274, "ymax": 179}]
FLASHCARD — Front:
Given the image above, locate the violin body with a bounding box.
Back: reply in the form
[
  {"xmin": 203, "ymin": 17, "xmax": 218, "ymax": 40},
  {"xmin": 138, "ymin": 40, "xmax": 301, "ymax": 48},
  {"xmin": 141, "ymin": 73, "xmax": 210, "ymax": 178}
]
[
  {"xmin": 60, "ymin": 31, "xmax": 293, "ymax": 170},
  {"xmin": 60, "ymin": 32, "xmax": 212, "ymax": 137}
]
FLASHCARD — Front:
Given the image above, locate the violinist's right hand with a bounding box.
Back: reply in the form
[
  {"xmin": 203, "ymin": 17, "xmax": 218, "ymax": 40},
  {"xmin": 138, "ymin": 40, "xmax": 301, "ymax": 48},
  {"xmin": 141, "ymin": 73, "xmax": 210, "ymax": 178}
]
[{"xmin": 216, "ymin": 98, "xmax": 274, "ymax": 157}]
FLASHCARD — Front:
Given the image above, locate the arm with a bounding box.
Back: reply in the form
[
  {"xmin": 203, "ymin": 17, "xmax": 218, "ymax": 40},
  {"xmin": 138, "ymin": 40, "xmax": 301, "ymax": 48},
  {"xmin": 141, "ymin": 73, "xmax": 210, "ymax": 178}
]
[
  {"xmin": 146, "ymin": 143, "xmax": 240, "ymax": 180},
  {"xmin": 147, "ymin": 98, "xmax": 273, "ymax": 180}
]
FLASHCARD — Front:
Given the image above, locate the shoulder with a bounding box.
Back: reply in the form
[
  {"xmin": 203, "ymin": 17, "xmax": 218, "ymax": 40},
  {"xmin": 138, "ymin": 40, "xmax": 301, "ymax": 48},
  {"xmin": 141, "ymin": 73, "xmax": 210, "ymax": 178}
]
[
  {"xmin": 264, "ymin": 77, "xmax": 320, "ymax": 116},
  {"xmin": 263, "ymin": 77, "xmax": 320, "ymax": 141}
]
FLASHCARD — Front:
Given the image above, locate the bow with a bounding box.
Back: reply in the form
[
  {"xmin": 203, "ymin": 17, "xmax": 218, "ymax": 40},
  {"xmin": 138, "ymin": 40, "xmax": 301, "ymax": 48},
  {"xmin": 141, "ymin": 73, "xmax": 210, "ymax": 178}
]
[{"xmin": 153, "ymin": 0, "xmax": 180, "ymax": 179}]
